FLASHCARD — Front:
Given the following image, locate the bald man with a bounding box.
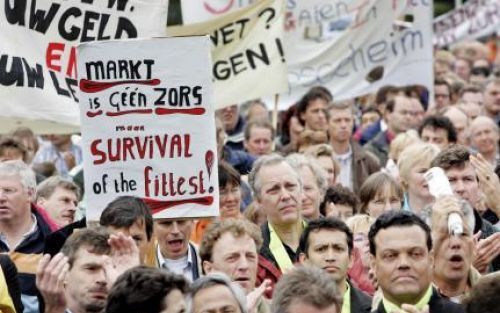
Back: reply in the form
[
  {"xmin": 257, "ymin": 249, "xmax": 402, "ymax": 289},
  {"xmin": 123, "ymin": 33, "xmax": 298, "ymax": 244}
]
[{"xmin": 444, "ymin": 107, "xmax": 469, "ymax": 145}]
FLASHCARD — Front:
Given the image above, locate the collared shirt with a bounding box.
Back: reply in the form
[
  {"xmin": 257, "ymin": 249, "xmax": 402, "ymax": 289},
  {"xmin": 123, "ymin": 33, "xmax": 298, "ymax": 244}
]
[
  {"xmin": 33, "ymin": 143, "xmax": 82, "ymax": 178},
  {"xmin": 382, "ymin": 285, "xmax": 433, "ymax": 313},
  {"xmin": 341, "ymin": 281, "xmax": 351, "ymax": 313},
  {"xmin": 0, "ymin": 214, "xmax": 38, "ymax": 251},
  {"xmin": 157, "ymin": 243, "xmax": 194, "ymax": 282},
  {"xmin": 336, "ymin": 145, "xmax": 353, "ymax": 190}
]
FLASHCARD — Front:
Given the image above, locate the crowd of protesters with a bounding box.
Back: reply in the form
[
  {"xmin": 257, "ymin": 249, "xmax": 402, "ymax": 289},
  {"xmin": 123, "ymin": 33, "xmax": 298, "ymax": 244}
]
[{"xmin": 0, "ymin": 38, "xmax": 499, "ymax": 313}]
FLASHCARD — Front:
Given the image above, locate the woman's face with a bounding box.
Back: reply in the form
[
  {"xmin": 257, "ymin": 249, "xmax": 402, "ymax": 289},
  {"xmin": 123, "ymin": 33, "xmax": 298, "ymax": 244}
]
[
  {"xmin": 316, "ymin": 156, "xmax": 336, "ymax": 187},
  {"xmin": 219, "ymin": 182, "xmax": 241, "ymax": 219},
  {"xmin": 299, "ymin": 166, "xmax": 322, "ymax": 220},
  {"xmin": 406, "ymin": 162, "xmax": 431, "ymax": 199},
  {"xmin": 353, "ymin": 231, "xmax": 370, "ymax": 269},
  {"xmin": 367, "ymin": 185, "xmax": 401, "ymax": 218}
]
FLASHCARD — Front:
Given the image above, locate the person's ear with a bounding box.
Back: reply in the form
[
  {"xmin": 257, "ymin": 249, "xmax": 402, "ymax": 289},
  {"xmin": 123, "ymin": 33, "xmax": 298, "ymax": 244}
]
[
  {"xmin": 202, "ymin": 260, "xmax": 213, "ymax": 274},
  {"xmin": 298, "ymin": 252, "xmax": 307, "ymax": 264}
]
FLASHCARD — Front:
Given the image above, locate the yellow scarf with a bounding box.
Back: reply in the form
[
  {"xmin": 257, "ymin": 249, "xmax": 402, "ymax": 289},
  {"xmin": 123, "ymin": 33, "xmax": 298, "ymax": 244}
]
[{"xmin": 268, "ymin": 221, "xmax": 305, "ymax": 271}]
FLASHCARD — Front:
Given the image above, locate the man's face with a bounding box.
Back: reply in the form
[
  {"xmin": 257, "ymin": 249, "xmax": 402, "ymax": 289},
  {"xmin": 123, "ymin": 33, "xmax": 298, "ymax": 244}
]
[
  {"xmin": 434, "ymin": 85, "xmax": 451, "ymax": 109},
  {"xmin": 361, "ymin": 111, "xmax": 380, "ymax": 130},
  {"xmin": 454, "ymin": 59, "xmax": 471, "ymax": 81},
  {"xmin": 0, "ymin": 175, "xmax": 31, "ymax": 223},
  {"xmin": 0, "ymin": 148, "xmax": 24, "ymax": 162},
  {"xmin": 301, "ymin": 99, "xmax": 328, "ymax": 131},
  {"xmin": 371, "ymin": 225, "xmax": 433, "ymax": 305},
  {"xmin": 219, "ymin": 182, "xmax": 241, "ymax": 219},
  {"xmin": 216, "ymin": 105, "xmax": 239, "ymax": 132},
  {"xmin": 462, "ymin": 92, "xmax": 484, "ymax": 106},
  {"xmin": 328, "ymin": 108, "xmax": 353, "ymax": 143},
  {"xmin": 106, "ymin": 220, "xmax": 149, "ymax": 264},
  {"xmin": 445, "ymin": 163, "xmax": 480, "ymax": 208},
  {"xmin": 203, "ymin": 232, "xmax": 258, "ymax": 294},
  {"xmin": 192, "ymin": 285, "xmax": 242, "ymax": 313},
  {"xmin": 37, "ymin": 187, "xmax": 78, "ymax": 226},
  {"xmin": 444, "ymin": 110, "xmax": 468, "ymax": 145},
  {"xmin": 155, "ymin": 219, "xmax": 194, "ymax": 260},
  {"xmin": 161, "ymin": 289, "xmax": 186, "ymax": 313},
  {"xmin": 484, "ymin": 82, "xmax": 500, "ymax": 116},
  {"xmin": 387, "ymin": 97, "xmax": 414, "ymax": 134},
  {"xmin": 420, "ymin": 126, "xmax": 450, "ymax": 149},
  {"xmin": 300, "ymin": 229, "xmax": 351, "ymax": 283},
  {"xmin": 49, "ymin": 134, "xmax": 72, "ymax": 148},
  {"xmin": 432, "ymin": 219, "xmax": 473, "ymax": 284},
  {"xmin": 409, "ymin": 99, "xmax": 425, "ymax": 129},
  {"xmin": 65, "ymin": 247, "xmax": 110, "ymax": 313},
  {"xmin": 256, "ymin": 162, "xmax": 301, "ymax": 225},
  {"xmin": 470, "ymin": 123, "xmax": 499, "ymax": 156},
  {"xmin": 299, "ymin": 166, "xmax": 321, "ymax": 220},
  {"xmin": 244, "ymin": 126, "xmax": 273, "ymax": 157}
]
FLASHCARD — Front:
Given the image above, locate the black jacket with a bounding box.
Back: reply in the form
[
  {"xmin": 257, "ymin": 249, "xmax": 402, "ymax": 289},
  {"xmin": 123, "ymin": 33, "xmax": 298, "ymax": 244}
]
[
  {"xmin": 372, "ymin": 289, "xmax": 464, "ymax": 313},
  {"xmin": 350, "ymin": 283, "xmax": 372, "ymax": 313}
]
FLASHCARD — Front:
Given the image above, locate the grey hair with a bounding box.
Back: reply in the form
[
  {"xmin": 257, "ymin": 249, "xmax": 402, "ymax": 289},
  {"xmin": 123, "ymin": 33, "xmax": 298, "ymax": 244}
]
[
  {"xmin": 248, "ymin": 153, "xmax": 301, "ymax": 200},
  {"xmin": 421, "ymin": 198, "xmax": 475, "ymax": 233},
  {"xmin": 187, "ymin": 272, "xmax": 247, "ymax": 313},
  {"xmin": 286, "ymin": 154, "xmax": 327, "ymax": 198},
  {"xmin": 271, "ymin": 266, "xmax": 342, "ymax": 313},
  {"xmin": 0, "ymin": 160, "xmax": 36, "ymax": 200}
]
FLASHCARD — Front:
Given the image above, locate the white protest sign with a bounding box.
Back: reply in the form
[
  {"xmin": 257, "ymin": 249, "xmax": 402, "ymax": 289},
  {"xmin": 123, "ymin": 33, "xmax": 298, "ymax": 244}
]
[
  {"xmin": 181, "ymin": 0, "xmax": 255, "ymax": 24},
  {"xmin": 0, "ymin": 0, "xmax": 169, "ymax": 133},
  {"xmin": 169, "ymin": 0, "xmax": 288, "ymax": 109},
  {"xmin": 77, "ymin": 37, "xmax": 218, "ymax": 221},
  {"xmin": 279, "ymin": 0, "xmax": 433, "ymax": 108},
  {"xmin": 434, "ymin": 0, "xmax": 500, "ymax": 48}
]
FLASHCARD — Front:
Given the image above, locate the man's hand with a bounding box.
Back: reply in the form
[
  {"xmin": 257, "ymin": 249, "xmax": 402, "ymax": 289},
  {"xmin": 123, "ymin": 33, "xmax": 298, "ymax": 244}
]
[
  {"xmin": 104, "ymin": 232, "xmax": 140, "ymax": 285},
  {"xmin": 247, "ymin": 279, "xmax": 272, "ymax": 313},
  {"xmin": 36, "ymin": 253, "xmax": 69, "ymax": 313},
  {"xmin": 470, "ymin": 154, "xmax": 500, "ymax": 216},
  {"xmin": 473, "ymin": 232, "xmax": 500, "ymax": 273}
]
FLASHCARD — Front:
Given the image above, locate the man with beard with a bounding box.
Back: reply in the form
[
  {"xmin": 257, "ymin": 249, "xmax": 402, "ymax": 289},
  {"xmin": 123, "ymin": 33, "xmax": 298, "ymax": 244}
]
[{"xmin": 36, "ymin": 228, "xmax": 140, "ymax": 313}]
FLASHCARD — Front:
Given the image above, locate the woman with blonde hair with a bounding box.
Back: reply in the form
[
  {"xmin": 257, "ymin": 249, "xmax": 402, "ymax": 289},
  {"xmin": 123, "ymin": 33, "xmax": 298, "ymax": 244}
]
[{"xmin": 397, "ymin": 142, "xmax": 441, "ymax": 217}]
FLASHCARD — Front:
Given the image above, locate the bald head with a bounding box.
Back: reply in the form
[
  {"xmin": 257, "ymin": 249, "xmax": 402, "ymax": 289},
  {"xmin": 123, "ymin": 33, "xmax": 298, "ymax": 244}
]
[
  {"xmin": 444, "ymin": 107, "xmax": 469, "ymax": 145},
  {"xmin": 470, "ymin": 116, "xmax": 499, "ymax": 157},
  {"xmin": 470, "ymin": 116, "xmax": 497, "ymax": 133}
]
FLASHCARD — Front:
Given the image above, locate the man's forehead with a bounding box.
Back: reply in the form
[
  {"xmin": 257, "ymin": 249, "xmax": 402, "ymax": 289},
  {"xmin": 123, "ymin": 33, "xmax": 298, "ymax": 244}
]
[
  {"xmin": 0, "ymin": 174, "xmax": 22, "ymax": 184},
  {"xmin": 375, "ymin": 226, "xmax": 427, "ymax": 249},
  {"xmin": 310, "ymin": 229, "xmax": 348, "ymax": 244},
  {"xmin": 445, "ymin": 163, "xmax": 475, "ymax": 176}
]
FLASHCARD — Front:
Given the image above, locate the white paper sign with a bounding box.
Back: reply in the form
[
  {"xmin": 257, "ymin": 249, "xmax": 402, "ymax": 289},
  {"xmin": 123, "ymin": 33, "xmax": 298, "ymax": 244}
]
[
  {"xmin": 434, "ymin": 0, "xmax": 500, "ymax": 48},
  {"xmin": 0, "ymin": 0, "xmax": 169, "ymax": 133},
  {"xmin": 181, "ymin": 0, "xmax": 255, "ymax": 24},
  {"xmin": 77, "ymin": 37, "xmax": 219, "ymax": 221}
]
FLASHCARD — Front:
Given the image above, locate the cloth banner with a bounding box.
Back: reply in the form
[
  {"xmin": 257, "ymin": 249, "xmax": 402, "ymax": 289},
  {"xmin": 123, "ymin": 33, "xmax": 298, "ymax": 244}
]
[
  {"xmin": 169, "ymin": 0, "xmax": 288, "ymax": 109},
  {"xmin": 77, "ymin": 36, "xmax": 219, "ymax": 221},
  {"xmin": 181, "ymin": 0, "xmax": 255, "ymax": 24},
  {"xmin": 434, "ymin": 0, "xmax": 500, "ymax": 48},
  {"xmin": 0, "ymin": 0, "xmax": 169, "ymax": 133}
]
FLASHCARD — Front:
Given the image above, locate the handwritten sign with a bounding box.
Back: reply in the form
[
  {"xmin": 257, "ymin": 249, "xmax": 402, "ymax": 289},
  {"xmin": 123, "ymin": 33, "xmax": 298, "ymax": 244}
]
[
  {"xmin": 77, "ymin": 37, "xmax": 218, "ymax": 221},
  {"xmin": 0, "ymin": 0, "xmax": 168, "ymax": 133},
  {"xmin": 181, "ymin": 0, "xmax": 255, "ymax": 24},
  {"xmin": 434, "ymin": 0, "xmax": 500, "ymax": 47},
  {"xmin": 169, "ymin": 0, "xmax": 288, "ymax": 109}
]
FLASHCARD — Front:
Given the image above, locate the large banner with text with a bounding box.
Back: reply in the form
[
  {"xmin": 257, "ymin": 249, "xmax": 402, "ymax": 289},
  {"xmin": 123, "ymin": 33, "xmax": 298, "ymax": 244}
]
[
  {"xmin": 0, "ymin": 0, "xmax": 168, "ymax": 133},
  {"xmin": 169, "ymin": 0, "xmax": 288, "ymax": 109},
  {"xmin": 77, "ymin": 37, "xmax": 219, "ymax": 221}
]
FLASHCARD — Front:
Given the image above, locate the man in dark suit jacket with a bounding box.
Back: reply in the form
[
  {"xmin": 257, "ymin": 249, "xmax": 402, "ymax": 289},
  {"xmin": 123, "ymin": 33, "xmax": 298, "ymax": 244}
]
[
  {"xmin": 299, "ymin": 218, "xmax": 372, "ymax": 313},
  {"xmin": 369, "ymin": 211, "xmax": 464, "ymax": 313}
]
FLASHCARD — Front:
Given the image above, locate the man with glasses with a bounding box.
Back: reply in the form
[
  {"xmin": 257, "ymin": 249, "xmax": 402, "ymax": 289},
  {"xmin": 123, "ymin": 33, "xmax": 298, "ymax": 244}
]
[{"xmin": 0, "ymin": 161, "xmax": 54, "ymax": 313}]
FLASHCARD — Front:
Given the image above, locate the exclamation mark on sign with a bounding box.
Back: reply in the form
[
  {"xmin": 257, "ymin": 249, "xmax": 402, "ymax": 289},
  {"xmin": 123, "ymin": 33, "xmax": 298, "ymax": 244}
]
[{"xmin": 275, "ymin": 38, "xmax": 285, "ymax": 62}]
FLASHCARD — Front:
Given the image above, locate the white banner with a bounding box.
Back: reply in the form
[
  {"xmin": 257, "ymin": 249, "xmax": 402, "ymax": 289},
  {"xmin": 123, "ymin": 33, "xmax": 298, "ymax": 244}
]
[
  {"xmin": 434, "ymin": 0, "xmax": 500, "ymax": 48},
  {"xmin": 181, "ymin": 0, "xmax": 255, "ymax": 24},
  {"xmin": 281, "ymin": 0, "xmax": 433, "ymax": 108},
  {"xmin": 169, "ymin": 0, "xmax": 288, "ymax": 109},
  {"xmin": 77, "ymin": 37, "xmax": 219, "ymax": 221},
  {"xmin": 0, "ymin": 0, "xmax": 169, "ymax": 133}
]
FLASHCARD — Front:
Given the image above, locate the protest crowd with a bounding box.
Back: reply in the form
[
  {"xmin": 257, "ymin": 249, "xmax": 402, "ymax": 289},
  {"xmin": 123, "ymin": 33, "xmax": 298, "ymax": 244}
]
[{"xmin": 2, "ymin": 1, "xmax": 500, "ymax": 313}]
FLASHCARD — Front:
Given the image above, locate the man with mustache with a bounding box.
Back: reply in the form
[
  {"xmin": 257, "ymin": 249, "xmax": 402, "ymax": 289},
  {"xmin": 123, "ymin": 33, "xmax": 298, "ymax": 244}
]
[
  {"xmin": 369, "ymin": 211, "xmax": 463, "ymax": 313},
  {"xmin": 299, "ymin": 218, "xmax": 372, "ymax": 313}
]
